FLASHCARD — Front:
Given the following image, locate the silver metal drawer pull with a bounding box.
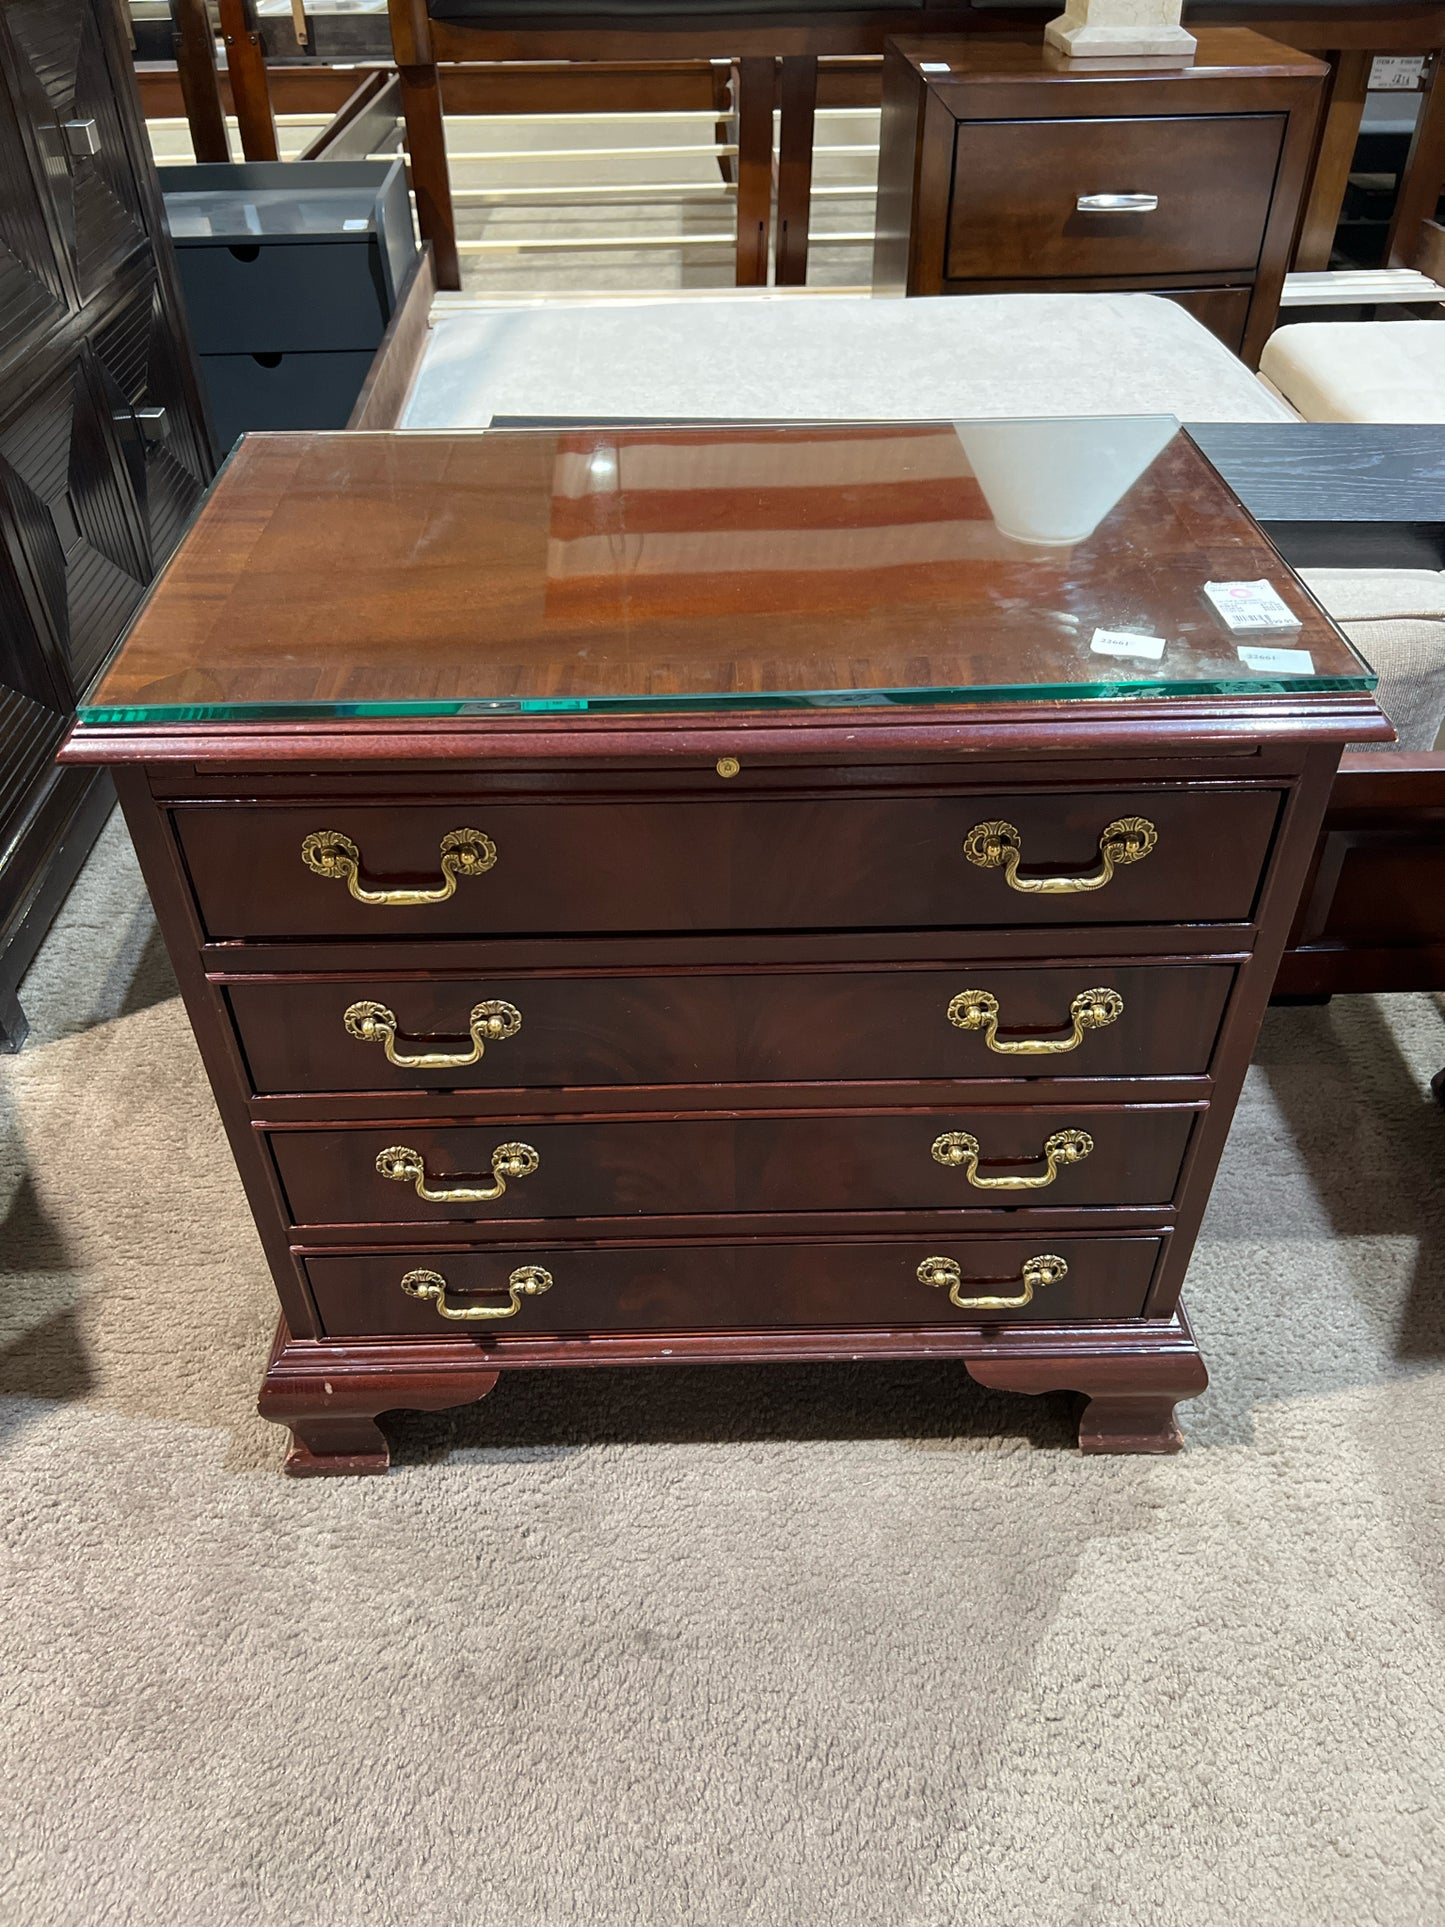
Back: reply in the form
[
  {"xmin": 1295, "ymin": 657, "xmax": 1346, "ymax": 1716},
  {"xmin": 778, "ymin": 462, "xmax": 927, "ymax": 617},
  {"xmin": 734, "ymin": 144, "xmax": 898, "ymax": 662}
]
[
  {"xmin": 63, "ymin": 119, "xmax": 100, "ymax": 159},
  {"xmin": 1076, "ymin": 193, "xmax": 1159, "ymax": 214}
]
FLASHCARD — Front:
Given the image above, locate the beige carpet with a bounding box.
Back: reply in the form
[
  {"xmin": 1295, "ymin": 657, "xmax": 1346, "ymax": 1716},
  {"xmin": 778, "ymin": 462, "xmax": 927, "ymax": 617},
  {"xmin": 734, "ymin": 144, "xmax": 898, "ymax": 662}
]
[{"xmin": 3, "ymin": 810, "xmax": 1445, "ymax": 1925}]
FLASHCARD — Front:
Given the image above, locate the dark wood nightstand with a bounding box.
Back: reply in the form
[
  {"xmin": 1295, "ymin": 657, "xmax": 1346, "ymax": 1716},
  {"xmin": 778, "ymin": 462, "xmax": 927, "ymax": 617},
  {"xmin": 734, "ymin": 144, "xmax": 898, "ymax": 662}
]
[
  {"xmin": 874, "ymin": 30, "xmax": 1326, "ymax": 367},
  {"xmin": 63, "ymin": 421, "xmax": 1387, "ymax": 1473}
]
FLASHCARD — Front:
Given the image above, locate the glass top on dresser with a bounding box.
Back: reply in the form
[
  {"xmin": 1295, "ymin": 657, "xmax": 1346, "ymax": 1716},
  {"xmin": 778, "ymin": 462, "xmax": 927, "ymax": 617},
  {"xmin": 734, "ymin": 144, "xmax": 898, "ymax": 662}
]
[{"xmin": 76, "ymin": 417, "xmax": 1373, "ymax": 725}]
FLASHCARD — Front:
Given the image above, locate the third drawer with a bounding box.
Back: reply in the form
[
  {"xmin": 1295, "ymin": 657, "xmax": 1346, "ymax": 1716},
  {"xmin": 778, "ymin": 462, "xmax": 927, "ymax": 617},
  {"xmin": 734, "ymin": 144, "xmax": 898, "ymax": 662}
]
[
  {"xmin": 230, "ymin": 960, "xmax": 1236, "ymax": 1093},
  {"xmin": 269, "ymin": 1103, "xmax": 1202, "ymax": 1227}
]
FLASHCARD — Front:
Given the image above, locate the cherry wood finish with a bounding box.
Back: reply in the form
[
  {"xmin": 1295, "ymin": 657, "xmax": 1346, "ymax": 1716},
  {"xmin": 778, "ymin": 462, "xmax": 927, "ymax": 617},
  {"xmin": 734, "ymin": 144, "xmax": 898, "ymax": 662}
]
[
  {"xmin": 1275, "ymin": 749, "xmax": 1445, "ymax": 995},
  {"xmin": 226, "ymin": 958, "xmax": 1237, "ymax": 1094},
  {"xmin": 305, "ymin": 1233, "xmax": 1165, "ymax": 1338},
  {"xmin": 270, "ymin": 1102, "xmax": 1201, "ymax": 1226},
  {"xmin": 174, "ymin": 788, "xmax": 1283, "ymax": 940},
  {"xmin": 79, "ymin": 428, "xmax": 1363, "ymax": 718},
  {"xmin": 874, "ymin": 32, "xmax": 1326, "ymax": 369},
  {"xmin": 943, "ymin": 113, "xmax": 1285, "ymax": 283},
  {"xmin": 62, "ymin": 426, "xmax": 1387, "ymax": 1473}
]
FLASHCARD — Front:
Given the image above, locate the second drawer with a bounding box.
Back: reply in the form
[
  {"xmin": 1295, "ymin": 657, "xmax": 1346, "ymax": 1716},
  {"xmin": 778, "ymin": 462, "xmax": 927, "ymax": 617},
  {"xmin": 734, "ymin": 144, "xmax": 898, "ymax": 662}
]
[
  {"xmin": 230, "ymin": 960, "xmax": 1236, "ymax": 1094},
  {"xmin": 269, "ymin": 1103, "xmax": 1201, "ymax": 1226}
]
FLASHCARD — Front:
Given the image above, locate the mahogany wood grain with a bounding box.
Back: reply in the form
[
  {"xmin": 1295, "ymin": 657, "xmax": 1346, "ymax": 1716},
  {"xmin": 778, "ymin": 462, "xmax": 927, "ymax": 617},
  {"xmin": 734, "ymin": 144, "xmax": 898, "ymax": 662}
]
[
  {"xmin": 66, "ymin": 426, "xmax": 1385, "ymax": 1470},
  {"xmin": 67, "ymin": 694, "xmax": 1390, "ymax": 768},
  {"xmin": 1275, "ymin": 749, "xmax": 1445, "ymax": 996},
  {"xmin": 173, "ymin": 788, "xmax": 1284, "ymax": 940},
  {"xmin": 268, "ymin": 1102, "xmax": 1201, "ymax": 1226},
  {"xmin": 258, "ymin": 1305, "xmax": 1206, "ymax": 1469},
  {"xmin": 968, "ymin": 1302, "xmax": 1208, "ymax": 1454},
  {"xmin": 111, "ymin": 771, "xmax": 323, "ymax": 1341},
  {"xmin": 258, "ymin": 1315, "xmax": 497, "ymax": 1475},
  {"xmin": 225, "ymin": 959, "xmax": 1237, "ymax": 1095},
  {"xmin": 303, "ymin": 1233, "xmax": 1165, "ymax": 1339},
  {"xmin": 77, "ymin": 428, "xmax": 1364, "ymax": 720},
  {"xmin": 945, "ymin": 114, "xmax": 1284, "ymax": 283}
]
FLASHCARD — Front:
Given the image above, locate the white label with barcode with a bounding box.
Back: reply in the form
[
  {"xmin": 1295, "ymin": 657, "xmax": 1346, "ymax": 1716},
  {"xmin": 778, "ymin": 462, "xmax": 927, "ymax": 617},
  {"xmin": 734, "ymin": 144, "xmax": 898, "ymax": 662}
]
[{"xmin": 1204, "ymin": 580, "xmax": 1302, "ymax": 632}]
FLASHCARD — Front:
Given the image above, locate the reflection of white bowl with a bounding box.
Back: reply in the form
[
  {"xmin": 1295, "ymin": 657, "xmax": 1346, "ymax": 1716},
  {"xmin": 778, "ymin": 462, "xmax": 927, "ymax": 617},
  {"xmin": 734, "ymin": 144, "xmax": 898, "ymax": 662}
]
[{"xmin": 954, "ymin": 415, "xmax": 1178, "ymax": 547}]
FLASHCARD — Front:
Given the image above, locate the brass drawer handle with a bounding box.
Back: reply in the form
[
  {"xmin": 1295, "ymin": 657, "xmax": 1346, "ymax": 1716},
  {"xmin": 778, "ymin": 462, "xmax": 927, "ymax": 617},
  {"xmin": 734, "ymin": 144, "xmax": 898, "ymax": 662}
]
[
  {"xmin": 918, "ymin": 1253, "xmax": 1067, "ymax": 1311},
  {"xmin": 947, "ymin": 987, "xmax": 1123, "ymax": 1054},
  {"xmin": 962, "ymin": 816, "xmax": 1156, "ymax": 894},
  {"xmin": 345, "ymin": 998, "xmax": 521, "ymax": 1069},
  {"xmin": 931, "ymin": 1128, "xmax": 1093, "ymax": 1189},
  {"xmin": 301, "ymin": 828, "xmax": 496, "ymax": 906},
  {"xmin": 375, "ymin": 1141, "xmax": 539, "ymax": 1203},
  {"xmin": 401, "ymin": 1263, "xmax": 553, "ymax": 1322}
]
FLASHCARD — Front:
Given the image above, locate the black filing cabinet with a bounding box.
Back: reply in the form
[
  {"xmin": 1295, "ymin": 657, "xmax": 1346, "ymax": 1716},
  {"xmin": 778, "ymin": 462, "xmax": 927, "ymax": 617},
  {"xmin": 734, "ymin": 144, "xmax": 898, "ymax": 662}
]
[{"xmin": 158, "ymin": 159, "xmax": 416, "ymax": 450}]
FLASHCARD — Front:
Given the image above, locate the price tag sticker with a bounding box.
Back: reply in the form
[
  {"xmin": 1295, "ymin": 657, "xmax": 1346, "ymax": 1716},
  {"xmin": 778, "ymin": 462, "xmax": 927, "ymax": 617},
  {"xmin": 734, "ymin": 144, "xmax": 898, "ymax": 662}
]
[
  {"xmin": 1090, "ymin": 628, "xmax": 1167, "ymax": 662},
  {"xmin": 1237, "ymin": 645, "xmax": 1315, "ymax": 675},
  {"xmin": 342, "ymin": 217, "xmax": 370, "ymax": 231},
  {"xmin": 1203, "ymin": 580, "xmax": 1302, "ymax": 632}
]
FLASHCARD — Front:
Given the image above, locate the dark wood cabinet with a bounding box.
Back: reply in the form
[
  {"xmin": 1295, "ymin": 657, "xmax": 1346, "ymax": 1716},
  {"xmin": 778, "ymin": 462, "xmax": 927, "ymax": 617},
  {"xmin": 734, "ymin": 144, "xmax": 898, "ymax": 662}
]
[
  {"xmin": 874, "ymin": 31, "xmax": 1326, "ymax": 367},
  {"xmin": 63, "ymin": 423, "xmax": 1388, "ymax": 1475},
  {"xmin": 0, "ymin": 0, "xmax": 213, "ymax": 1050}
]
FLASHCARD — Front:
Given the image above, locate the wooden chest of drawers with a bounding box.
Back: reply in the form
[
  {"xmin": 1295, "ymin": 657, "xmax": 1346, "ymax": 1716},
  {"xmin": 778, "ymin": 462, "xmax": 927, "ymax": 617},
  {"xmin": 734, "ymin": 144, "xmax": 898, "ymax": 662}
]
[
  {"xmin": 873, "ymin": 31, "xmax": 1326, "ymax": 366},
  {"xmin": 63, "ymin": 423, "xmax": 1386, "ymax": 1473}
]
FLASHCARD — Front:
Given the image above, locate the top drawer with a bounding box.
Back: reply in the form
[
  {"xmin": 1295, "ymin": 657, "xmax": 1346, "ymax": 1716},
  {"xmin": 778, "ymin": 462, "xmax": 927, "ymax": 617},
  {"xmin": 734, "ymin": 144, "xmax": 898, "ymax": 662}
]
[
  {"xmin": 175, "ymin": 789, "xmax": 1281, "ymax": 939},
  {"xmin": 945, "ymin": 115, "xmax": 1284, "ymax": 283}
]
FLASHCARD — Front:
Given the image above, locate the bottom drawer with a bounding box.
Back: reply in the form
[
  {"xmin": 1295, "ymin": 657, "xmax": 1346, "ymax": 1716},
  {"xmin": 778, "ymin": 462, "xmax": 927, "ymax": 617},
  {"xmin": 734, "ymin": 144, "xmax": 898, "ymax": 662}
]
[
  {"xmin": 200, "ymin": 348, "xmax": 374, "ymax": 450},
  {"xmin": 305, "ymin": 1234, "xmax": 1164, "ymax": 1338}
]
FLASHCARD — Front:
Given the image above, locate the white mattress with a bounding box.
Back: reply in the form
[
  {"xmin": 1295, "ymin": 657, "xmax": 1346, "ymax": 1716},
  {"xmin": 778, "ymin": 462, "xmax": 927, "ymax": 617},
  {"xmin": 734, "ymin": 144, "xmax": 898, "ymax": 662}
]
[{"xmin": 402, "ymin": 291, "xmax": 1293, "ymax": 430}]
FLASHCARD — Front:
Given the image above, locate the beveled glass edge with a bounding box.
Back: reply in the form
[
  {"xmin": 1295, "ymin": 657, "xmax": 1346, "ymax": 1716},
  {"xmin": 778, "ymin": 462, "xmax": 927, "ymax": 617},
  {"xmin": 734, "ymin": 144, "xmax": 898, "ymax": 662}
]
[{"xmin": 75, "ymin": 670, "xmax": 1376, "ymax": 726}]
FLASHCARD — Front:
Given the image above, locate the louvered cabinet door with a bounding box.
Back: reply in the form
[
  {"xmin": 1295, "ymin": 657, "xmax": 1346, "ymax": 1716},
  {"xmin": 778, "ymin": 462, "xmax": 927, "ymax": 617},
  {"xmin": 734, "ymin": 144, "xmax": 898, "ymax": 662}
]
[
  {"xmin": 0, "ymin": 0, "xmax": 148, "ymax": 309},
  {"xmin": 93, "ymin": 273, "xmax": 212, "ymax": 574},
  {"xmin": 0, "ymin": 350, "xmax": 150, "ymax": 703},
  {"xmin": 0, "ymin": 44, "xmax": 68, "ymax": 383}
]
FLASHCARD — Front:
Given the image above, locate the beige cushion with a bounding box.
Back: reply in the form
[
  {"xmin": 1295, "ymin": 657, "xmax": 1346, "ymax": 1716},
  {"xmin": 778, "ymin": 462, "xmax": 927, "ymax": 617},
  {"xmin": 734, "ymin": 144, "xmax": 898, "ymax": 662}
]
[
  {"xmin": 1260, "ymin": 323, "xmax": 1445, "ymax": 423},
  {"xmin": 1300, "ymin": 568, "xmax": 1445, "ymax": 749}
]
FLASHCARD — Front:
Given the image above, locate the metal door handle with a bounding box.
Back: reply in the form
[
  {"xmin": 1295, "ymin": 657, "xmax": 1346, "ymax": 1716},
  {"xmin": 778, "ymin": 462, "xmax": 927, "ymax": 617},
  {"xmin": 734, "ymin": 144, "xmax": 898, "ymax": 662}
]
[
  {"xmin": 1076, "ymin": 193, "xmax": 1158, "ymax": 213},
  {"xmin": 63, "ymin": 119, "xmax": 100, "ymax": 159}
]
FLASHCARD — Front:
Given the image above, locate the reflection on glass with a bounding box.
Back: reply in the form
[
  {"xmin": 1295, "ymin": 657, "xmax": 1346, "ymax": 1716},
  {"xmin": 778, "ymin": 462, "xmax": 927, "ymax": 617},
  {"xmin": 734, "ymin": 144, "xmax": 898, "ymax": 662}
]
[
  {"xmin": 954, "ymin": 416, "xmax": 1179, "ymax": 547},
  {"xmin": 74, "ymin": 417, "xmax": 1376, "ymax": 725}
]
